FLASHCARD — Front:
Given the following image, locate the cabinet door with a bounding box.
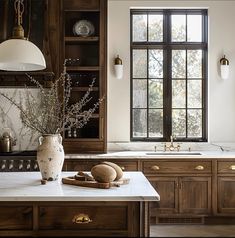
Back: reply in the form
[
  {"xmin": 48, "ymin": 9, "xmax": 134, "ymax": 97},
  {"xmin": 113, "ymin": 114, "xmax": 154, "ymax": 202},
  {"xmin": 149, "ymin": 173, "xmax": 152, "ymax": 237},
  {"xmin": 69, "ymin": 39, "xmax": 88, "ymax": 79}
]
[
  {"xmin": 148, "ymin": 176, "xmax": 178, "ymax": 216},
  {"xmin": 218, "ymin": 177, "xmax": 235, "ymax": 214},
  {"xmin": 179, "ymin": 177, "xmax": 211, "ymax": 214}
]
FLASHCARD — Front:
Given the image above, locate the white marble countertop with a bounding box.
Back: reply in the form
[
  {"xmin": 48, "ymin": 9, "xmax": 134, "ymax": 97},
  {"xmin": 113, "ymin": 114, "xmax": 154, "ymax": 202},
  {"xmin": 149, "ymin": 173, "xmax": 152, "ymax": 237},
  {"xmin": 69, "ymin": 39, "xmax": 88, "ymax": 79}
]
[
  {"xmin": 0, "ymin": 172, "xmax": 160, "ymax": 202},
  {"xmin": 65, "ymin": 150, "xmax": 235, "ymax": 159}
]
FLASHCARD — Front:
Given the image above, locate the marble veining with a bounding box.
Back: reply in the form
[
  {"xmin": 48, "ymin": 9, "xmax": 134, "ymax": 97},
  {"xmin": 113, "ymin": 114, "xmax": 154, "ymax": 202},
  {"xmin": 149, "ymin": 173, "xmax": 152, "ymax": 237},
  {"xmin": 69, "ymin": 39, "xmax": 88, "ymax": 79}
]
[{"xmin": 0, "ymin": 172, "xmax": 160, "ymax": 202}]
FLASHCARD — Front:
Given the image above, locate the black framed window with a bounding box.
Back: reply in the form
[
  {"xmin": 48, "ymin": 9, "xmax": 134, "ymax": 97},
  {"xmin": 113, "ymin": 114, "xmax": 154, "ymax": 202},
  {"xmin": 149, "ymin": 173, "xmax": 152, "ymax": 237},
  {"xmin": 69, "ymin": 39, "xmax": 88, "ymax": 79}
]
[{"xmin": 130, "ymin": 9, "xmax": 208, "ymax": 142}]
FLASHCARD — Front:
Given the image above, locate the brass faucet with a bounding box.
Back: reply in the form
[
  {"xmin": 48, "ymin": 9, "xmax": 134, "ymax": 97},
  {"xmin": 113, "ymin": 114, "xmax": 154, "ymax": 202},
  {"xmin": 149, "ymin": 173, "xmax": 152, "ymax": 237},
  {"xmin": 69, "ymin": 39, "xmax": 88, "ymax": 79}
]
[{"xmin": 164, "ymin": 135, "xmax": 180, "ymax": 152}]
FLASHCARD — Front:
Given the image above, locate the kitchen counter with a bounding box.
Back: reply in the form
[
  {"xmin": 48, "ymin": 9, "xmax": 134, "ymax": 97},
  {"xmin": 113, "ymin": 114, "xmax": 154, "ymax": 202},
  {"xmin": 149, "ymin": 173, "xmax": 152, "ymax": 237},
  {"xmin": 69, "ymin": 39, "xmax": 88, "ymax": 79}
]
[
  {"xmin": 65, "ymin": 150, "xmax": 235, "ymax": 159},
  {"xmin": 0, "ymin": 171, "xmax": 159, "ymax": 202}
]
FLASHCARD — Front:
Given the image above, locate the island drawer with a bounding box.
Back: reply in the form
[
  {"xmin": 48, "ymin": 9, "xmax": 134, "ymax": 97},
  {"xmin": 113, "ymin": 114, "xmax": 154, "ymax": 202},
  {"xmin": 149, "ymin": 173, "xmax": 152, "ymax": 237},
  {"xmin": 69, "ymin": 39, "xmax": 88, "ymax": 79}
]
[
  {"xmin": 39, "ymin": 203, "xmax": 127, "ymax": 230},
  {"xmin": 218, "ymin": 161, "xmax": 235, "ymax": 173},
  {"xmin": 143, "ymin": 161, "xmax": 212, "ymax": 174},
  {"xmin": 0, "ymin": 206, "xmax": 32, "ymax": 230}
]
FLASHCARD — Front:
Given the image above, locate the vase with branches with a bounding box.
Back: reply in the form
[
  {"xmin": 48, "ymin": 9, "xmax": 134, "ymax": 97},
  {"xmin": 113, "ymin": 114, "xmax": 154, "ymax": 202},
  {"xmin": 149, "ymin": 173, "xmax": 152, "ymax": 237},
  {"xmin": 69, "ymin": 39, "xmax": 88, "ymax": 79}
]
[{"xmin": 0, "ymin": 59, "xmax": 103, "ymax": 181}]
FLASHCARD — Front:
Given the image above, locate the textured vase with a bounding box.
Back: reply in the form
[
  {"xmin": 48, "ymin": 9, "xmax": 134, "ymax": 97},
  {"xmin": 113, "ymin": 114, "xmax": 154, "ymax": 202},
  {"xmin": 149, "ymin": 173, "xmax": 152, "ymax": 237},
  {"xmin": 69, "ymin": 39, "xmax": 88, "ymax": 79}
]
[{"xmin": 37, "ymin": 134, "xmax": 64, "ymax": 181}]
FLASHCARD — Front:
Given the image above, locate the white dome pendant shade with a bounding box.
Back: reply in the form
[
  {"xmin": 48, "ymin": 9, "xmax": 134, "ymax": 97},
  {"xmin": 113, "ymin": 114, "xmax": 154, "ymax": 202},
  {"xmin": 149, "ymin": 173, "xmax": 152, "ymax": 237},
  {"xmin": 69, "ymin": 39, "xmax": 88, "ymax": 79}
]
[
  {"xmin": 0, "ymin": 39, "xmax": 46, "ymax": 71},
  {"xmin": 0, "ymin": 0, "xmax": 46, "ymax": 72}
]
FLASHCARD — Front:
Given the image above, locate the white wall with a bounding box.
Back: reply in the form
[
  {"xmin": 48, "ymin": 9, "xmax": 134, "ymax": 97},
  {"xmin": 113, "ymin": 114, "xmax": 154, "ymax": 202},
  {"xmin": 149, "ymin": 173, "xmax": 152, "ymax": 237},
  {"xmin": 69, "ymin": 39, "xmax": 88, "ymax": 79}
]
[{"xmin": 108, "ymin": 0, "xmax": 235, "ymax": 143}]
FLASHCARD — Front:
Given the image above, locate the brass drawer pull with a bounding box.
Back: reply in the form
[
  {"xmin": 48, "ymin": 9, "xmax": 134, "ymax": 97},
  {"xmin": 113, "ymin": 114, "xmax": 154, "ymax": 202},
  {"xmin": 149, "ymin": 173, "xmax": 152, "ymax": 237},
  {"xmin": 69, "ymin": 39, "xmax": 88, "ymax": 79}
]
[
  {"xmin": 72, "ymin": 213, "xmax": 92, "ymax": 224},
  {"xmin": 151, "ymin": 165, "xmax": 160, "ymax": 171},
  {"xmin": 120, "ymin": 166, "xmax": 125, "ymax": 171},
  {"xmin": 229, "ymin": 165, "xmax": 235, "ymax": 170},
  {"xmin": 195, "ymin": 165, "xmax": 204, "ymax": 170}
]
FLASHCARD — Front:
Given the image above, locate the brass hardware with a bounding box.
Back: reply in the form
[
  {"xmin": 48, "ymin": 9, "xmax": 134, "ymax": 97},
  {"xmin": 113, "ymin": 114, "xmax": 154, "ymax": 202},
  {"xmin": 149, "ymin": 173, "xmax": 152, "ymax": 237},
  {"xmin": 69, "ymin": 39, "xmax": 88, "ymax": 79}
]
[
  {"xmin": 220, "ymin": 55, "xmax": 229, "ymax": 65},
  {"xmin": 195, "ymin": 165, "xmax": 204, "ymax": 170},
  {"xmin": 72, "ymin": 213, "xmax": 92, "ymax": 224},
  {"xmin": 151, "ymin": 165, "xmax": 160, "ymax": 171},
  {"xmin": 114, "ymin": 55, "xmax": 122, "ymax": 65},
  {"xmin": 164, "ymin": 135, "xmax": 180, "ymax": 152},
  {"xmin": 120, "ymin": 166, "xmax": 125, "ymax": 171},
  {"xmin": 229, "ymin": 165, "xmax": 235, "ymax": 170}
]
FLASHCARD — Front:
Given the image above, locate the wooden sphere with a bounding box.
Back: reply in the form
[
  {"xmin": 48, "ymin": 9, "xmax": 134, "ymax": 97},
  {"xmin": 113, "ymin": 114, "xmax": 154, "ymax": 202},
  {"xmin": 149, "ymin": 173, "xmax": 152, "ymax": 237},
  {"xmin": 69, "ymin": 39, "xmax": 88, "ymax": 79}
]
[
  {"xmin": 91, "ymin": 164, "xmax": 117, "ymax": 183},
  {"xmin": 102, "ymin": 161, "xmax": 123, "ymax": 181}
]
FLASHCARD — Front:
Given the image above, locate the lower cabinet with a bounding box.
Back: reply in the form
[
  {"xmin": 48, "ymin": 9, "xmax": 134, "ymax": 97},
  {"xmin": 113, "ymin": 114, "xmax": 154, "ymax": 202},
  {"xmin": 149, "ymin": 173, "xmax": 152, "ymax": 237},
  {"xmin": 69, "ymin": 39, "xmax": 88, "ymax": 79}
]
[
  {"xmin": 0, "ymin": 201, "xmax": 147, "ymax": 237},
  {"xmin": 148, "ymin": 176, "xmax": 211, "ymax": 221},
  {"xmin": 218, "ymin": 177, "xmax": 235, "ymax": 214}
]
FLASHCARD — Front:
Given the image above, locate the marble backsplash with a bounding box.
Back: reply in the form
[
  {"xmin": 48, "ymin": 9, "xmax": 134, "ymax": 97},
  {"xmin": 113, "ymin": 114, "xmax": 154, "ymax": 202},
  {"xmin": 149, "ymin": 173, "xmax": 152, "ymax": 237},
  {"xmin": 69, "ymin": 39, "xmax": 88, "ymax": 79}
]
[{"xmin": 0, "ymin": 88, "xmax": 39, "ymax": 151}]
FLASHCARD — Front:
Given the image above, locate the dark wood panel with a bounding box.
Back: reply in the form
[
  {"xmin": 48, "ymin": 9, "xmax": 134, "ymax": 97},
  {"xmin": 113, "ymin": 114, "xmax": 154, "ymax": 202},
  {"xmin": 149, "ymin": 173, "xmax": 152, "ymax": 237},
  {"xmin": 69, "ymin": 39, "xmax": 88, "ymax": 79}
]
[
  {"xmin": 218, "ymin": 161, "xmax": 235, "ymax": 174},
  {"xmin": 179, "ymin": 176, "xmax": 211, "ymax": 214},
  {"xmin": 143, "ymin": 161, "xmax": 212, "ymax": 174},
  {"xmin": 148, "ymin": 176, "xmax": 178, "ymax": 215},
  {"xmin": 0, "ymin": 206, "xmax": 32, "ymax": 230},
  {"xmin": 218, "ymin": 177, "xmax": 235, "ymax": 214},
  {"xmin": 39, "ymin": 205, "xmax": 127, "ymax": 230},
  {"xmin": 63, "ymin": 0, "xmax": 100, "ymax": 10}
]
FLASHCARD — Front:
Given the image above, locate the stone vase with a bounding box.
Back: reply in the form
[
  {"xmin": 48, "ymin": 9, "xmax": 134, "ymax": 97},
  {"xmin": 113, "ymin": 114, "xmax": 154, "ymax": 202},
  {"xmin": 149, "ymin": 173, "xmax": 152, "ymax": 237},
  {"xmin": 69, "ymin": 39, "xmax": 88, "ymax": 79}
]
[{"xmin": 37, "ymin": 134, "xmax": 64, "ymax": 181}]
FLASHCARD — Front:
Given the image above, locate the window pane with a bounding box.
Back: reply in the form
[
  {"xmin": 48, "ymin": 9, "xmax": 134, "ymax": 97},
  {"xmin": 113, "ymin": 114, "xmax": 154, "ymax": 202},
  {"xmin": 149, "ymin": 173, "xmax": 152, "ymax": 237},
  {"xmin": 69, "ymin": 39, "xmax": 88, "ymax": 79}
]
[
  {"xmin": 149, "ymin": 79, "xmax": 163, "ymax": 108},
  {"xmin": 172, "ymin": 109, "xmax": 186, "ymax": 137},
  {"xmin": 172, "ymin": 80, "xmax": 186, "ymax": 108},
  {"xmin": 133, "ymin": 49, "xmax": 147, "ymax": 78},
  {"xmin": 132, "ymin": 14, "xmax": 147, "ymax": 42},
  {"xmin": 133, "ymin": 109, "xmax": 147, "ymax": 137},
  {"xmin": 187, "ymin": 15, "xmax": 202, "ymax": 42},
  {"xmin": 148, "ymin": 14, "xmax": 163, "ymax": 42},
  {"xmin": 171, "ymin": 15, "xmax": 186, "ymax": 42},
  {"xmin": 133, "ymin": 79, "xmax": 147, "ymax": 108},
  {"xmin": 149, "ymin": 49, "xmax": 163, "ymax": 78},
  {"xmin": 149, "ymin": 109, "xmax": 163, "ymax": 137},
  {"xmin": 188, "ymin": 109, "xmax": 202, "ymax": 137},
  {"xmin": 188, "ymin": 80, "xmax": 202, "ymax": 108},
  {"xmin": 172, "ymin": 50, "xmax": 186, "ymax": 78},
  {"xmin": 187, "ymin": 50, "xmax": 202, "ymax": 78}
]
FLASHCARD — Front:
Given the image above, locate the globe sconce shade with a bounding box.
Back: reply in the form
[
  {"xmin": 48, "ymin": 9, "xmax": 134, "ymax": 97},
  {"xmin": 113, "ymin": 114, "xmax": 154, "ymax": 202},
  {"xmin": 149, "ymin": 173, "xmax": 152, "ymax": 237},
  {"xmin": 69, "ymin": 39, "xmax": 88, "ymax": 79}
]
[
  {"xmin": 0, "ymin": 0, "xmax": 46, "ymax": 72},
  {"xmin": 220, "ymin": 55, "xmax": 229, "ymax": 80},
  {"xmin": 114, "ymin": 55, "xmax": 123, "ymax": 80},
  {"xmin": 0, "ymin": 39, "xmax": 46, "ymax": 71}
]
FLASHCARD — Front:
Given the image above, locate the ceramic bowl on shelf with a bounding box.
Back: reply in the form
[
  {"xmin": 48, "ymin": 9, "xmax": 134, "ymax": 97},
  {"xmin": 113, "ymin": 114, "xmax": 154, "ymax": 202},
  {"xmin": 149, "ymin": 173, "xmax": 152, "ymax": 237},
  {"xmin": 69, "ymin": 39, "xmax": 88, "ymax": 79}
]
[{"xmin": 73, "ymin": 20, "xmax": 95, "ymax": 37}]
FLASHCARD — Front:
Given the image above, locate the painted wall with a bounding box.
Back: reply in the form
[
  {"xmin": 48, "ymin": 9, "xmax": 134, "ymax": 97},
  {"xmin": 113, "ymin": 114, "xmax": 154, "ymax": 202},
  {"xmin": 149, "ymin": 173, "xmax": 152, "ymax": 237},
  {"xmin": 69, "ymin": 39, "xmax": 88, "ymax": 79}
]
[{"xmin": 108, "ymin": 0, "xmax": 235, "ymax": 143}]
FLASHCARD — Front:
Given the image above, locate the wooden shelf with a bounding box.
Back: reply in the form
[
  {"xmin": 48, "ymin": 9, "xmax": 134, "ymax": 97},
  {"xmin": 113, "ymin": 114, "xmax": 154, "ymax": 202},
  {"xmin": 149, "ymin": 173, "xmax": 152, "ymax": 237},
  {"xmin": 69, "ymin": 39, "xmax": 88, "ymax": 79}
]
[
  {"xmin": 65, "ymin": 36, "xmax": 99, "ymax": 42},
  {"xmin": 71, "ymin": 86, "xmax": 99, "ymax": 91},
  {"xmin": 66, "ymin": 66, "xmax": 100, "ymax": 71}
]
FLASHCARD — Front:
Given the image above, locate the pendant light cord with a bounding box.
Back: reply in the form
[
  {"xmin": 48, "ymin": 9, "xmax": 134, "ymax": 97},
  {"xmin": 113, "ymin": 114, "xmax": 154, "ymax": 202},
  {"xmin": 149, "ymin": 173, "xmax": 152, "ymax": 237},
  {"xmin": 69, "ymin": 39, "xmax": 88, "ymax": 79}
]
[{"xmin": 14, "ymin": 0, "xmax": 24, "ymax": 26}]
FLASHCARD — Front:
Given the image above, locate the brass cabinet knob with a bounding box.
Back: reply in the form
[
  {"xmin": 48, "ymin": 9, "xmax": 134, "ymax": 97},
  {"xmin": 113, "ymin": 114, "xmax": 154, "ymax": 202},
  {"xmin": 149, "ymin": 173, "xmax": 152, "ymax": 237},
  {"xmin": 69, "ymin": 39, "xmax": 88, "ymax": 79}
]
[
  {"xmin": 72, "ymin": 213, "xmax": 92, "ymax": 224},
  {"xmin": 151, "ymin": 165, "xmax": 160, "ymax": 171},
  {"xmin": 195, "ymin": 165, "xmax": 204, "ymax": 170},
  {"xmin": 229, "ymin": 165, "xmax": 235, "ymax": 170}
]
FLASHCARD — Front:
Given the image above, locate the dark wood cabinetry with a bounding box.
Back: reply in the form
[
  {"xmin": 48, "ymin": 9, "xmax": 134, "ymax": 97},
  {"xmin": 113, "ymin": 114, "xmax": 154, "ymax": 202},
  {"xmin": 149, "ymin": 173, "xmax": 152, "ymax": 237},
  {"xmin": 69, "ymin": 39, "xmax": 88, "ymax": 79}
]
[
  {"xmin": 217, "ymin": 161, "xmax": 235, "ymax": 214},
  {"xmin": 61, "ymin": 0, "xmax": 107, "ymax": 154},
  {"xmin": 144, "ymin": 159, "xmax": 212, "ymax": 223}
]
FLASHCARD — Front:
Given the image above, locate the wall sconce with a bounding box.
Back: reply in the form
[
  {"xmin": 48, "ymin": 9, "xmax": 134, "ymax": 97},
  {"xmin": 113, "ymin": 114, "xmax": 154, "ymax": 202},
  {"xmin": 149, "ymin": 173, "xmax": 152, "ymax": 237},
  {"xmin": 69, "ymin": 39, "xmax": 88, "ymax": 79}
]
[
  {"xmin": 0, "ymin": 0, "xmax": 46, "ymax": 71},
  {"xmin": 114, "ymin": 55, "xmax": 123, "ymax": 79},
  {"xmin": 220, "ymin": 55, "xmax": 229, "ymax": 80}
]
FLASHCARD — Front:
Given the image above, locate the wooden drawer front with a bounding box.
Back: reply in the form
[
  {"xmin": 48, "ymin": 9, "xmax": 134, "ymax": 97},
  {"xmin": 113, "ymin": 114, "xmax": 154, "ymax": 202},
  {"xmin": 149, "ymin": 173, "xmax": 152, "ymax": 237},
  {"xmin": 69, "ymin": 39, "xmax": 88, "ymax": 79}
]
[
  {"xmin": 66, "ymin": 161, "xmax": 98, "ymax": 171},
  {"xmin": 0, "ymin": 206, "xmax": 32, "ymax": 230},
  {"xmin": 218, "ymin": 161, "xmax": 235, "ymax": 173},
  {"xmin": 39, "ymin": 205, "xmax": 127, "ymax": 230},
  {"xmin": 108, "ymin": 161, "xmax": 138, "ymax": 171},
  {"xmin": 143, "ymin": 161, "xmax": 211, "ymax": 174}
]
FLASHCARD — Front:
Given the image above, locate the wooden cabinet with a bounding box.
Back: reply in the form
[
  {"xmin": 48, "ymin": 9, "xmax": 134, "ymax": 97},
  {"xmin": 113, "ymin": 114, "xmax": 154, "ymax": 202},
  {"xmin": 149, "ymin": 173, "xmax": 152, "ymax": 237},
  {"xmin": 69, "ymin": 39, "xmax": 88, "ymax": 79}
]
[
  {"xmin": 61, "ymin": 0, "xmax": 107, "ymax": 153},
  {"xmin": 144, "ymin": 159, "xmax": 212, "ymax": 223},
  {"xmin": 217, "ymin": 160, "xmax": 235, "ymax": 214}
]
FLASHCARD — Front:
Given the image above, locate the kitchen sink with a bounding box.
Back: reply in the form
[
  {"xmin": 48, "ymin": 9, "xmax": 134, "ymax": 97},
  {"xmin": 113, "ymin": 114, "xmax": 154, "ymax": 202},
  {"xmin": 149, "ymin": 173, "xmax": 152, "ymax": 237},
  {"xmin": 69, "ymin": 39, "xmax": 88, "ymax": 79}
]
[{"xmin": 145, "ymin": 152, "xmax": 202, "ymax": 155}]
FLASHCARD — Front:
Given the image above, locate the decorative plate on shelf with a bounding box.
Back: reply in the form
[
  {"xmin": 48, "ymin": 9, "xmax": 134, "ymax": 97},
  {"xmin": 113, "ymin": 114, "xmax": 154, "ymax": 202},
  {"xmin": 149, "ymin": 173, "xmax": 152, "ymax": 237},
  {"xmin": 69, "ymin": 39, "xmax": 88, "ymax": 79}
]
[{"xmin": 73, "ymin": 20, "xmax": 95, "ymax": 37}]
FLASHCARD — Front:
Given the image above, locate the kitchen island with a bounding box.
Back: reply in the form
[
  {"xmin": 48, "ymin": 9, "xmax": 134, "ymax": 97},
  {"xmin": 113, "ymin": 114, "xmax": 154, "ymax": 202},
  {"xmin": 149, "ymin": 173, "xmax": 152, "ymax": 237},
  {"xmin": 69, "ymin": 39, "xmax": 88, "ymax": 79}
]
[{"xmin": 0, "ymin": 171, "xmax": 159, "ymax": 237}]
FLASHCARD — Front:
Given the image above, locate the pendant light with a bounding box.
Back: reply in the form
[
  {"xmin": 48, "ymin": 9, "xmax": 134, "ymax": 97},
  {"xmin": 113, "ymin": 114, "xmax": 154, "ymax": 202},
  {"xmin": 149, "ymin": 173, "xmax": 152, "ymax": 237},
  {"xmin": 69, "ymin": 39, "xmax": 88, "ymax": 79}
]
[{"xmin": 0, "ymin": 0, "xmax": 46, "ymax": 71}]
